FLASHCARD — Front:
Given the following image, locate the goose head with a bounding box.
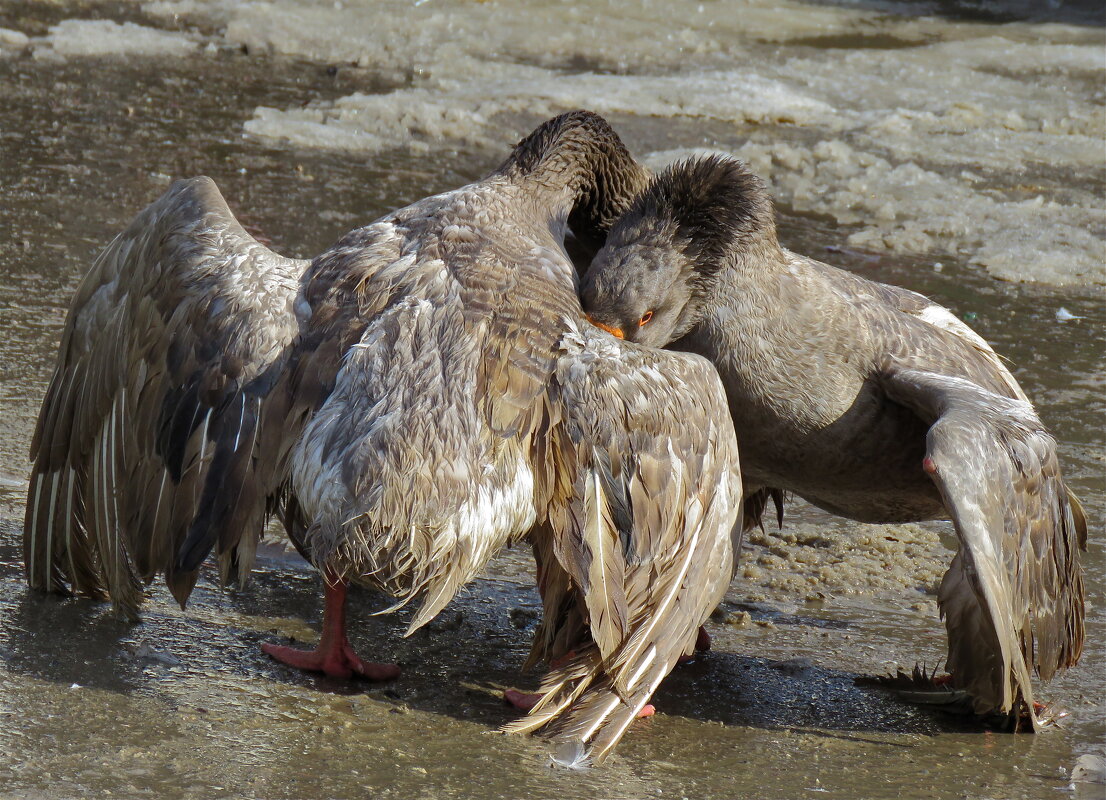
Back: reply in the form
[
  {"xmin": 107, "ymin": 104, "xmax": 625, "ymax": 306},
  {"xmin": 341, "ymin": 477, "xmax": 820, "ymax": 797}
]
[
  {"xmin": 581, "ymin": 154, "xmax": 776, "ymax": 346},
  {"xmin": 497, "ymin": 109, "xmax": 652, "ymax": 257}
]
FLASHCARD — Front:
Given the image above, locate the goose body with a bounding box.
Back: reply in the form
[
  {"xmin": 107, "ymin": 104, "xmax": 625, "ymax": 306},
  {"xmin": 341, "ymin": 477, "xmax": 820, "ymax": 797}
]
[
  {"xmin": 581, "ymin": 155, "xmax": 1086, "ymax": 727},
  {"xmin": 23, "ymin": 112, "xmax": 744, "ymax": 761}
]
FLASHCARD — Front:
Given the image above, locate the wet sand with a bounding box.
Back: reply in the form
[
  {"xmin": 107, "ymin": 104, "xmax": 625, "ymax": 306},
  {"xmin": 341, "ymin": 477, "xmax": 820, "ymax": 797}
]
[{"xmin": 0, "ymin": 2, "xmax": 1103, "ymax": 798}]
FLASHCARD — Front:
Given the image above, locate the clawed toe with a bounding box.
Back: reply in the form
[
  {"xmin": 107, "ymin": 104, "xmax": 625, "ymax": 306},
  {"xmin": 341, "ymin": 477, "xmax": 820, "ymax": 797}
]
[{"xmin": 262, "ymin": 640, "xmax": 400, "ymax": 681}]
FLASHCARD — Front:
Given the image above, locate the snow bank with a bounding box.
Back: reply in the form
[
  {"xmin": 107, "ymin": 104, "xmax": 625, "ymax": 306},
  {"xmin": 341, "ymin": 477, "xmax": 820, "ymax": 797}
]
[{"xmin": 35, "ymin": 19, "xmax": 199, "ymax": 59}]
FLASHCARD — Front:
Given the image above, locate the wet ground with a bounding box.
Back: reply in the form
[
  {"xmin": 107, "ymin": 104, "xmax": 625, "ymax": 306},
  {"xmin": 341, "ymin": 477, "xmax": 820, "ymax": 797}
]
[{"xmin": 0, "ymin": 1, "xmax": 1103, "ymax": 798}]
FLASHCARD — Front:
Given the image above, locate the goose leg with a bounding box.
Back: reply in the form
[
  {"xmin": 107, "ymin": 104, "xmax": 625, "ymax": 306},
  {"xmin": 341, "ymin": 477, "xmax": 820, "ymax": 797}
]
[
  {"xmin": 262, "ymin": 568, "xmax": 400, "ymax": 681},
  {"xmin": 873, "ymin": 666, "xmax": 1056, "ymax": 728}
]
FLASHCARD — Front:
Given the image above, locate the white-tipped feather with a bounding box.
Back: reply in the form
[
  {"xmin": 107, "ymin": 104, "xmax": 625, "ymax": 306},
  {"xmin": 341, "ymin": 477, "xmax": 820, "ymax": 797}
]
[
  {"xmin": 579, "ymin": 695, "xmax": 620, "ymax": 743},
  {"xmin": 63, "ymin": 468, "xmax": 78, "ymax": 590},
  {"xmin": 609, "ymin": 512, "xmax": 701, "ymax": 685},
  {"xmin": 28, "ymin": 472, "xmax": 43, "ymax": 586},
  {"xmin": 45, "ymin": 470, "xmax": 60, "ymax": 588},
  {"xmin": 110, "ymin": 395, "xmax": 123, "ymax": 587},
  {"xmin": 24, "ymin": 175, "xmax": 307, "ymax": 617},
  {"xmin": 197, "ymin": 408, "xmax": 213, "ymax": 474},
  {"xmin": 97, "ymin": 424, "xmax": 112, "ymax": 592},
  {"xmin": 624, "ymin": 643, "xmax": 657, "ymax": 694},
  {"xmin": 582, "ymin": 464, "xmax": 624, "ymax": 660},
  {"xmin": 232, "ymin": 393, "xmax": 246, "ymax": 452},
  {"xmin": 150, "ymin": 468, "xmax": 169, "ymax": 548}
]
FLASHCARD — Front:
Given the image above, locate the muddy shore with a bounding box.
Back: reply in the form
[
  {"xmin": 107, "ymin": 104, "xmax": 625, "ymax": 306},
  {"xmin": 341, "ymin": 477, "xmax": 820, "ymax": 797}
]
[{"xmin": 1, "ymin": 1, "xmax": 1103, "ymax": 798}]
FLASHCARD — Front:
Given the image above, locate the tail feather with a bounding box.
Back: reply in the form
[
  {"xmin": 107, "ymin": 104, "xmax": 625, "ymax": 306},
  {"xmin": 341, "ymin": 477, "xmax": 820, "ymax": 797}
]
[
  {"xmin": 503, "ymin": 645, "xmax": 667, "ymax": 763},
  {"xmin": 502, "ymin": 649, "xmax": 601, "ymax": 737}
]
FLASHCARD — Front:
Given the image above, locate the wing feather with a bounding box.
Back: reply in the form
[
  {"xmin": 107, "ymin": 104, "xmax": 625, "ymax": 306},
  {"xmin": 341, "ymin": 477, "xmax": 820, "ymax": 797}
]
[
  {"xmin": 882, "ymin": 368, "xmax": 1085, "ymax": 726},
  {"xmin": 506, "ymin": 321, "xmax": 741, "ymax": 762},
  {"xmin": 24, "ymin": 177, "xmax": 308, "ymax": 616},
  {"xmin": 581, "ymin": 456, "xmax": 630, "ymax": 657}
]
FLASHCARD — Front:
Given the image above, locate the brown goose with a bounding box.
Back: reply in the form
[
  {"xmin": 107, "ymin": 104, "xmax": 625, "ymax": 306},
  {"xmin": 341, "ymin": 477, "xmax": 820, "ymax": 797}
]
[
  {"xmin": 579, "ymin": 154, "xmax": 1086, "ymax": 729},
  {"xmin": 23, "ymin": 111, "xmax": 743, "ymax": 761}
]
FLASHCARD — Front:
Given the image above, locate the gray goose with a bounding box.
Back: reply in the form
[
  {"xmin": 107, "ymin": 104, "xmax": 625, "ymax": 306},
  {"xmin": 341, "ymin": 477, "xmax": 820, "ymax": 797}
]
[
  {"xmin": 23, "ymin": 112, "xmax": 743, "ymax": 761},
  {"xmin": 579, "ymin": 154, "xmax": 1086, "ymax": 729}
]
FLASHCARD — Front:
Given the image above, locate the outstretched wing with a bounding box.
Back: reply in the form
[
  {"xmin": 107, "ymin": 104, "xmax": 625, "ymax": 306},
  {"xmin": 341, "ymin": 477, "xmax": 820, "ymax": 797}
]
[
  {"xmin": 24, "ymin": 177, "xmax": 308, "ymax": 617},
  {"xmin": 505, "ymin": 320, "xmax": 742, "ymax": 762},
  {"xmin": 881, "ymin": 368, "xmax": 1085, "ymax": 726}
]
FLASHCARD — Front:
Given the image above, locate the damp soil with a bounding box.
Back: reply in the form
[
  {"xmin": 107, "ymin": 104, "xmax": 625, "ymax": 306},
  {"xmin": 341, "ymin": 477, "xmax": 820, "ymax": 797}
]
[{"xmin": 0, "ymin": 3, "xmax": 1103, "ymax": 799}]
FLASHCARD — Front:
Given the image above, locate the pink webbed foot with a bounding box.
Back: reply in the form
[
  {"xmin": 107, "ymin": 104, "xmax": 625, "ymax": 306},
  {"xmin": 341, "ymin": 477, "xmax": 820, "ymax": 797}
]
[
  {"xmin": 264, "ymin": 566, "xmax": 399, "ymax": 681},
  {"xmin": 503, "ymin": 688, "xmax": 543, "ymax": 712},
  {"xmin": 261, "ymin": 639, "xmax": 400, "ymax": 681}
]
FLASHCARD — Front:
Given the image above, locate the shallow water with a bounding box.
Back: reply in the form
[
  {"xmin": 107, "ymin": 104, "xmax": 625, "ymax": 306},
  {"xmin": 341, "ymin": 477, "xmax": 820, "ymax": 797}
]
[{"xmin": 0, "ymin": 1, "xmax": 1103, "ymax": 798}]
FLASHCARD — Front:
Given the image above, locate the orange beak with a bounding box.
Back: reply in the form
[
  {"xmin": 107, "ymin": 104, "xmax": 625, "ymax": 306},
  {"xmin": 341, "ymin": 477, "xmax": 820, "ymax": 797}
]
[{"xmin": 585, "ymin": 314, "xmax": 624, "ymax": 339}]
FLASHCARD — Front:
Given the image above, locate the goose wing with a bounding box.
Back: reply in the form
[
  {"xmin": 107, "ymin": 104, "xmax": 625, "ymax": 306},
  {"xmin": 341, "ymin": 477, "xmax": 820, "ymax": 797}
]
[
  {"xmin": 506, "ymin": 321, "xmax": 742, "ymax": 762},
  {"xmin": 880, "ymin": 367, "xmax": 1085, "ymax": 726},
  {"xmin": 795, "ymin": 250, "xmax": 1027, "ymax": 401},
  {"xmin": 875, "ymin": 283, "xmax": 1028, "ymax": 402},
  {"xmin": 24, "ymin": 177, "xmax": 308, "ymax": 617},
  {"xmin": 271, "ymin": 211, "xmax": 582, "ymax": 632}
]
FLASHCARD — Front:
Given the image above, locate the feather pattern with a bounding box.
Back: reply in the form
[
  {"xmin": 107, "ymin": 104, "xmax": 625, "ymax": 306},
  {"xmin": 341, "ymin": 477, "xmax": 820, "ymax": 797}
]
[
  {"xmin": 580, "ymin": 458, "xmax": 629, "ymax": 659},
  {"xmin": 580, "ymin": 152, "xmax": 1086, "ymax": 722},
  {"xmin": 881, "ymin": 368, "xmax": 1085, "ymax": 726},
  {"xmin": 504, "ymin": 321, "xmax": 741, "ymax": 762},
  {"xmin": 276, "ymin": 111, "xmax": 653, "ymax": 640},
  {"xmin": 24, "ymin": 111, "xmax": 735, "ymax": 765},
  {"xmin": 24, "ymin": 176, "xmax": 307, "ymax": 617}
]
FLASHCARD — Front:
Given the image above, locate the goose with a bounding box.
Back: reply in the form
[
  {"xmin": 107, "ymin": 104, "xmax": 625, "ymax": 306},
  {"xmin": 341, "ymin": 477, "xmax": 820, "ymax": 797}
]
[
  {"xmin": 579, "ymin": 154, "xmax": 1086, "ymax": 729},
  {"xmin": 22, "ymin": 111, "xmax": 743, "ymax": 761}
]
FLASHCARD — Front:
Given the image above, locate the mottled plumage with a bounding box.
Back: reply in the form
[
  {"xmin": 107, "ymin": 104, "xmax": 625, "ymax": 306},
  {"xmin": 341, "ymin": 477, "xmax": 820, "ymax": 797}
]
[
  {"xmin": 24, "ymin": 112, "xmax": 742, "ymax": 761},
  {"xmin": 581, "ymin": 154, "xmax": 1086, "ymax": 728},
  {"xmin": 24, "ymin": 179, "xmax": 307, "ymax": 614}
]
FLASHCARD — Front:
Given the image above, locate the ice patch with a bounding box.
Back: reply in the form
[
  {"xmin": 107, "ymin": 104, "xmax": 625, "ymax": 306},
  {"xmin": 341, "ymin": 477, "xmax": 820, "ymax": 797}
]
[
  {"xmin": 145, "ymin": 0, "xmax": 877, "ymax": 70},
  {"xmin": 245, "ymin": 66, "xmax": 836, "ymax": 154},
  {"xmin": 0, "ymin": 28, "xmax": 30, "ymax": 53},
  {"xmin": 35, "ymin": 20, "xmax": 200, "ymax": 59},
  {"xmin": 727, "ymin": 139, "xmax": 1105, "ymax": 285},
  {"xmin": 141, "ymin": 0, "xmax": 1104, "ymax": 285},
  {"xmin": 783, "ymin": 40, "xmax": 1105, "ymax": 174}
]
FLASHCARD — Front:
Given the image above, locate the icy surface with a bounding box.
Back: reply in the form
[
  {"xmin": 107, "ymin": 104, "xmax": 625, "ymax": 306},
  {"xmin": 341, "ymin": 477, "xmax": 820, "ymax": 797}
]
[
  {"xmin": 35, "ymin": 19, "xmax": 199, "ymax": 59},
  {"xmin": 0, "ymin": 28, "xmax": 30, "ymax": 52},
  {"xmin": 1, "ymin": 3, "xmax": 1103, "ymax": 794},
  {"xmin": 134, "ymin": 0, "xmax": 1106, "ymax": 285},
  {"xmin": 651, "ymin": 140, "xmax": 1104, "ymax": 285}
]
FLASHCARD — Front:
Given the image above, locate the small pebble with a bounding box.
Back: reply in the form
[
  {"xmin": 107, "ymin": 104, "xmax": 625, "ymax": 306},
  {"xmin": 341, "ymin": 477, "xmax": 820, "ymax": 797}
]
[
  {"xmin": 427, "ymin": 609, "xmax": 464, "ymax": 633},
  {"xmin": 509, "ymin": 607, "xmax": 538, "ymax": 628}
]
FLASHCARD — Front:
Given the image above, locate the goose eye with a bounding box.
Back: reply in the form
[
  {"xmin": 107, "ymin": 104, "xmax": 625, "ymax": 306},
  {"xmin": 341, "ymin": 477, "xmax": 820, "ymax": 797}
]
[{"xmin": 638, "ymin": 310, "xmax": 654, "ymax": 326}]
